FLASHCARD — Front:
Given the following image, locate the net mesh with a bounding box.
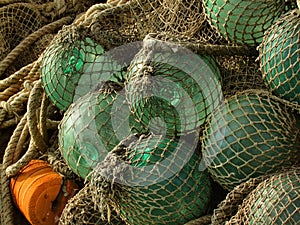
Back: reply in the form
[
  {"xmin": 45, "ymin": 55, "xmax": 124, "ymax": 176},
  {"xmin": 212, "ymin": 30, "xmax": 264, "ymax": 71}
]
[
  {"xmin": 58, "ymin": 81, "xmax": 144, "ymax": 179},
  {"xmin": 88, "ymin": 133, "xmax": 212, "ymax": 225},
  {"xmin": 59, "ymin": 183, "xmax": 125, "ymax": 225},
  {"xmin": 259, "ymin": 9, "xmax": 300, "ymax": 106},
  {"xmin": 0, "ymin": 3, "xmax": 44, "ymax": 76},
  {"xmin": 1, "ymin": 0, "xmax": 299, "ymax": 224},
  {"xmin": 227, "ymin": 168, "xmax": 300, "ymax": 224},
  {"xmin": 125, "ymin": 36, "xmax": 222, "ymax": 136},
  {"xmin": 202, "ymin": 0, "xmax": 296, "ymax": 46},
  {"xmin": 202, "ymin": 90, "xmax": 300, "ymax": 191}
]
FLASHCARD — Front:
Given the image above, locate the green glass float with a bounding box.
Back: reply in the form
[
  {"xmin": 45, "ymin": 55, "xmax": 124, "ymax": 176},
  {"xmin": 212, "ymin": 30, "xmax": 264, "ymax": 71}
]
[
  {"xmin": 259, "ymin": 10, "xmax": 300, "ymax": 104},
  {"xmin": 110, "ymin": 134, "xmax": 212, "ymax": 225},
  {"xmin": 203, "ymin": 0, "xmax": 287, "ymax": 45},
  {"xmin": 41, "ymin": 26, "xmax": 126, "ymax": 111},
  {"xmin": 126, "ymin": 39, "xmax": 222, "ymax": 136},
  {"xmin": 202, "ymin": 92, "xmax": 300, "ymax": 191},
  {"xmin": 59, "ymin": 81, "xmax": 143, "ymax": 179},
  {"xmin": 228, "ymin": 169, "xmax": 300, "ymax": 224}
]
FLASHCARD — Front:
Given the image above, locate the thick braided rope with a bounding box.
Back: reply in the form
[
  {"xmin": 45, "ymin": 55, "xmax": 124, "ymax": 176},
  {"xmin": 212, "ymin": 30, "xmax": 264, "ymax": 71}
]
[
  {"xmin": 27, "ymin": 79, "xmax": 48, "ymax": 153},
  {"xmin": 2, "ymin": 113, "xmax": 28, "ymax": 170},
  {"xmin": 0, "ymin": 16, "xmax": 73, "ymax": 77},
  {"xmin": 0, "ymin": 84, "xmax": 21, "ymax": 102},
  {"xmin": 0, "ymin": 164, "xmax": 14, "ymax": 225},
  {"xmin": 39, "ymin": 92, "xmax": 50, "ymax": 141},
  {"xmin": 0, "ymin": 63, "xmax": 33, "ymax": 91},
  {"xmin": 74, "ymin": 0, "xmax": 130, "ymax": 26},
  {"xmin": 0, "ymin": 79, "xmax": 33, "ymax": 128},
  {"xmin": 0, "ymin": 112, "xmax": 28, "ymax": 225},
  {"xmin": 0, "ymin": 0, "xmax": 33, "ymax": 4},
  {"xmin": 6, "ymin": 139, "xmax": 39, "ymax": 177}
]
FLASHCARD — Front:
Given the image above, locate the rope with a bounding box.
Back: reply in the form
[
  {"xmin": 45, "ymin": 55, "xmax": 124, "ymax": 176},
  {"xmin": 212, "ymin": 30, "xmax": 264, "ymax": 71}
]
[
  {"xmin": 6, "ymin": 139, "xmax": 39, "ymax": 177},
  {"xmin": 75, "ymin": 3, "xmax": 115, "ymax": 25},
  {"xmin": 0, "ymin": 165, "xmax": 14, "ymax": 225},
  {"xmin": 0, "ymin": 0, "xmax": 32, "ymax": 4},
  {"xmin": 0, "ymin": 117, "xmax": 21, "ymax": 129},
  {"xmin": 0, "ymin": 84, "xmax": 21, "ymax": 102},
  {"xmin": 39, "ymin": 92, "xmax": 49, "ymax": 141},
  {"xmin": 0, "ymin": 62, "xmax": 33, "ymax": 91},
  {"xmin": 27, "ymin": 80, "xmax": 48, "ymax": 153},
  {"xmin": 2, "ymin": 113, "xmax": 28, "ymax": 170},
  {"xmin": 0, "ymin": 16, "xmax": 73, "ymax": 78},
  {"xmin": 0, "ymin": 113, "xmax": 28, "ymax": 225}
]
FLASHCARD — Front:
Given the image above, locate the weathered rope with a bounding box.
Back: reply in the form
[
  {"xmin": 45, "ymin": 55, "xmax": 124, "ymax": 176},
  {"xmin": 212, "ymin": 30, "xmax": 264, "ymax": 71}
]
[
  {"xmin": 6, "ymin": 139, "xmax": 39, "ymax": 178},
  {"xmin": 0, "ymin": 113, "xmax": 28, "ymax": 225},
  {"xmin": 0, "ymin": 63, "xmax": 33, "ymax": 92},
  {"xmin": 0, "ymin": 164, "xmax": 14, "ymax": 225},
  {"xmin": 0, "ymin": 16, "xmax": 73, "ymax": 77},
  {"xmin": 0, "ymin": 0, "xmax": 32, "ymax": 5},
  {"xmin": 0, "ymin": 117, "xmax": 21, "ymax": 129},
  {"xmin": 27, "ymin": 80, "xmax": 48, "ymax": 153},
  {"xmin": 2, "ymin": 113, "xmax": 28, "ymax": 170},
  {"xmin": 75, "ymin": 2, "xmax": 116, "ymax": 26},
  {"xmin": 0, "ymin": 84, "xmax": 21, "ymax": 102},
  {"xmin": 39, "ymin": 92, "xmax": 50, "ymax": 142}
]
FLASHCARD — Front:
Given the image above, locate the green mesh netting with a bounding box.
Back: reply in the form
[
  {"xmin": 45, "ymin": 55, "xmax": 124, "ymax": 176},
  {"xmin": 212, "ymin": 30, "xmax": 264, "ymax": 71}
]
[
  {"xmin": 202, "ymin": 90, "xmax": 300, "ymax": 191},
  {"xmin": 89, "ymin": 134, "xmax": 212, "ymax": 225},
  {"xmin": 59, "ymin": 184, "xmax": 125, "ymax": 225},
  {"xmin": 259, "ymin": 9, "xmax": 300, "ymax": 105},
  {"xmin": 203, "ymin": 0, "xmax": 295, "ymax": 46},
  {"xmin": 125, "ymin": 37, "xmax": 222, "ymax": 136},
  {"xmin": 58, "ymin": 81, "xmax": 144, "ymax": 179},
  {"xmin": 227, "ymin": 168, "xmax": 300, "ymax": 224}
]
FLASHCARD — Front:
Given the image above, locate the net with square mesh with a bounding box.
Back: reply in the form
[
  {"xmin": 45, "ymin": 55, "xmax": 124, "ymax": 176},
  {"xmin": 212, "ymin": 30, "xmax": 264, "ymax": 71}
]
[
  {"xmin": 0, "ymin": 0, "xmax": 299, "ymax": 225},
  {"xmin": 125, "ymin": 36, "xmax": 222, "ymax": 136},
  {"xmin": 259, "ymin": 9, "xmax": 300, "ymax": 105},
  {"xmin": 202, "ymin": 0, "xmax": 296, "ymax": 46},
  {"xmin": 86, "ymin": 133, "xmax": 212, "ymax": 225},
  {"xmin": 214, "ymin": 168, "xmax": 300, "ymax": 224},
  {"xmin": 201, "ymin": 90, "xmax": 300, "ymax": 191},
  {"xmin": 59, "ymin": 80, "xmax": 145, "ymax": 179},
  {"xmin": 59, "ymin": 183, "xmax": 125, "ymax": 225}
]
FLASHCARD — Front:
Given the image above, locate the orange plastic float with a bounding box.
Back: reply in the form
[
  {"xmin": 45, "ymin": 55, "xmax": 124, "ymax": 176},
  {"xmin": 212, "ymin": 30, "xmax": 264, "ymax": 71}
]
[{"xmin": 10, "ymin": 160, "xmax": 78, "ymax": 225}]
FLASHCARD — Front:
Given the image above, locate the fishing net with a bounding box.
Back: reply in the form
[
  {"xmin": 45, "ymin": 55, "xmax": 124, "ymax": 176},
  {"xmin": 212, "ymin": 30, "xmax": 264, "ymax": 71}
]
[
  {"xmin": 259, "ymin": 9, "xmax": 300, "ymax": 106},
  {"xmin": 0, "ymin": 0, "xmax": 299, "ymax": 225},
  {"xmin": 59, "ymin": 81, "xmax": 144, "ymax": 179},
  {"xmin": 212, "ymin": 168, "xmax": 300, "ymax": 224},
  {"xmin": 201, "ymin": 89, "xmax": 300, "ymax": 191},
  {"xmin": 125, "ymin": 35, "xmax": 223, "ymax": 136},
  {"xmin": 59, "ymin": 183, "xmax": 125, "ymax": 225},
  {"xmin": 88, "ymin": 133, "xmax": 212, "ymax": 225},
  {"xmin": 202, "ymin": 0, "xmax": 297, "ymax": 46},
  {"xmin": 228, "ymin": 168, "xmax": 300, "ymax": 224}
]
